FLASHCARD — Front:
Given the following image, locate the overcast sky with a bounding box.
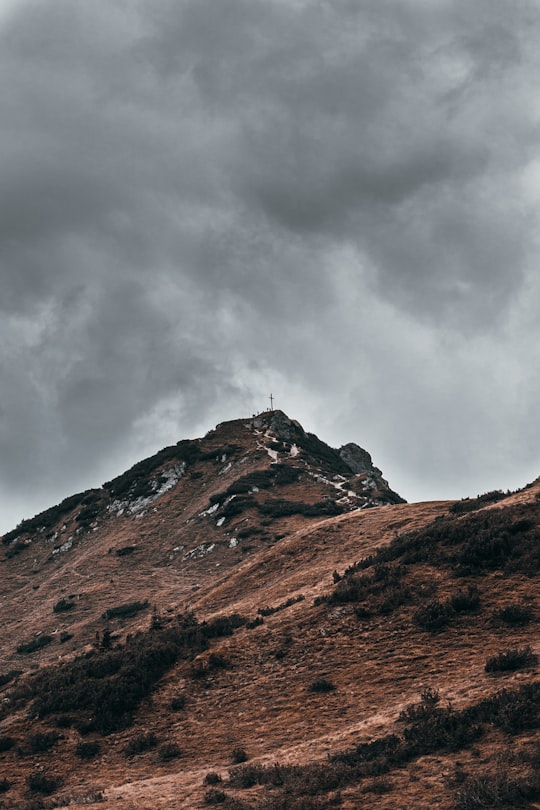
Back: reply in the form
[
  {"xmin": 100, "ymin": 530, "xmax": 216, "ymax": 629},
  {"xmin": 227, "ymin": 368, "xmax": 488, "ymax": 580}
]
[{"xmin": 2, "ymin": 0, "xmax": 540, "ymax": 532}]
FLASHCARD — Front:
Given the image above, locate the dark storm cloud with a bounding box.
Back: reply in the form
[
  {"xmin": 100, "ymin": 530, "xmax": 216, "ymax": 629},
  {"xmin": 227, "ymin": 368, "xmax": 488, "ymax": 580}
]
[{"xmin": 1, "ymin": 0, "xmax": 540, "ymax": 530}]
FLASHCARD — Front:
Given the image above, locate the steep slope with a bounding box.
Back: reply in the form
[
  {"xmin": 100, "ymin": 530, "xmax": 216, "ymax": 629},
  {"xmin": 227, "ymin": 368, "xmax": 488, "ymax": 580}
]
[{"xmin": 0, "ymin": 414, "xmax": 539, "ymax": 810}]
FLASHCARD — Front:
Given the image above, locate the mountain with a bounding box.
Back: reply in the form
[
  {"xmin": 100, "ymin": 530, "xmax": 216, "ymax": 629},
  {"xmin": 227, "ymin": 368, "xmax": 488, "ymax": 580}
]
[{"xmin": 0, "ymin": 411, "xmax": 539, "ymax": 810}]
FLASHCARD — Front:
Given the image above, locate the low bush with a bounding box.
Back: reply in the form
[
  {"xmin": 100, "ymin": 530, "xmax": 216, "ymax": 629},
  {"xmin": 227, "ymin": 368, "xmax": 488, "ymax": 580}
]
[
  {"xmin": 102, "ymin": 600, "xmax": 149, "ymax": 620},
  {"xmin": 398, "ymin": 688, "xmax": 440, "ymax": 723},
  {"xmin": 454, "ymin": 770, "xmax": 540, "ymax": 809},
  {"xmin": 204, "ymin": 772, "xmax": 222, "ymax": 785},
  {"xmin": 0, "ymin": 778, "xmax": 10, "ymax": 793},
  {"xmin": 257, "ymin": 595, "xmax": 304, "ymax": 617},
  {"xmin": 414, "ymin": 599, "xmax": 455, "ymax": 632},
  {"xmin": 76, "ymin": 740, "xmax": 100, "ymax": 759},
  {"xmin": 115, "ymin": 545, "xmax": 136, "ymax": 557},
  {"xmin": 204, "ymin": 788, "xmax": 228, "ymax": 804},
  {"xmin": 208, "ymin": 652, "xmax": 229, "ymax": 670},
  {"xmin": 492, "ymin": 603, "xmax": 533, "ymax": 625},
  {"xmin": 158, "ymin": 742, "xmax": 182, "ymax": 761},
  {"xmin": 325, "ymin": 563, "xmax": 407, "ymax": 615},
  {"xmin": 26, "ymin": 771, "xmax": 63, "ymax": 795},
  {"xmin": 485, "ymin": 645, "xmax": 538, "ymax": 673},
  {"xmin": 473, "ymin": 681, "xmax": 540, "ymax": 733},
  {"xmin": 17, "ymin": 635, "xmax": 53, "ymax": 654},
  {"xmin": 26, "ymin": 731, "xmax": 60, "ymax": 754},
  {"xmin": 53, "ymin": 597, "xmax": 74, "ymax": 613},
  {"xmin": 309, "ymin": 679, "xmax": 335, "ymax": 693},
  {"xmin": 449, "ymin": 586, "xmax": 481, "ymax": 613},
  {"xmin": 170, "ymin": 694, "xmax": 186, "ymax": 711},
  {"xmin": 0, "ymin": 736, "xmax": 15, "ymax": 752},
  {"xmin": 231, "ymin": 747, "xmax": 249, "ymax": 764},
  {"xmin": 124, "ymin": 732, "xmax": 157, "ymax": 756},
  {"xmin": 450, "ymin": 490, "xmax": 507, "ymax": 514},
  {"xmin": 260, "ymin": 499, "xmax": 343, "ymax": 519},
  {"xmin": 0, "ymin": 669, "xmax": 21, "ymax": 687}
]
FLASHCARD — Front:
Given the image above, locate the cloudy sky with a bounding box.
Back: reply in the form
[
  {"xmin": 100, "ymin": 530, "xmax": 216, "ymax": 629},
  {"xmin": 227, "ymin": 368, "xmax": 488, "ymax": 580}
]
[{"xmin": 2, "ymin": 0, "xmax": 540, "ymax": 532}]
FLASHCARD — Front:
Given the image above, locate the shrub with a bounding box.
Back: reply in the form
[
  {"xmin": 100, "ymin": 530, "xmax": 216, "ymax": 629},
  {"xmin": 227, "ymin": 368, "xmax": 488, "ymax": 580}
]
[
  {"xmin": 102, "ymin": 600, "xmax": 149, "ymax": 620},
  {"xmin": 402, "ymin": 704, "xmax": 482, "ymax": 755},
  {"xmin": 115, "ymin": 545, "xmax": 136, "ymax": 556},
  {"xmin": 124, "ymin": 732, "xmax": 157, "ymax": 756},
  {"xmin": 158, "ymin": 742, "xmax": 182, "ymax": 762},
  {"xmin": 449, "ymin": 586, "xmax": 481, "ymax": 613},
  {"xmin": 208, "ymin": 652, "xmax": 229, "ymax": 670},
  {"xmin": 492, "ymin": 604, "xmax": 533, "ymax": 625},
  {"xmin": 170, "ymin": 694, "xmax": 186, "ymax": 711},
  {"xmin": 473, "ymin": 682, "xmax": 540, "ymax": 733},
  {"xmin": 204, "ymin": 788, "xmax": 228, "ymax": 804},
  {"xmin": 76, "ymin": 740, "xmax": 100, "ymax": 759},
  {"xmin": 59, "ymin": 631, "xmax": 73, "ymax": 643},
  {"xmin": 0, "ymin": 778, "xmax": 10, "ymax": 793},
  {"xmin": 231, "ymin": 747, "xmax": 249, "ymax": 764},
  {"xmin": 260, "ymin": 499, "xmax": 343, "ymax": 519},
  {"xmin": 257, "ymin": 595, "xmax": 305, "ymax": 617},
  {"xmin": 454, "ymin": 771, "xmax": 540, "ymax": 809},
  {"xmin": 309, "ymin": 679, "xmax": 335, "ymax": 693},
  {"xmin": 414, "ymin": 599, "xmax": 454, "ymax": 632},
  {"xmin": 17, "ymin": 635, "xmax": 53, "ymax": 654},
  {"xmin": 0, "ymin": 669, "xmax": 21, "ymax": 687},
  {"xmin": 398, "ymin": 688, "xmax": 440, "ymax": 723},
  {"xmin": 26, "ymin": 731, "xmax": 60, "ymax": 754},
  {"xmin": 53, "ymin": 597, "xmax": 74, "ymax": 613},
  {"xmin": 450, "ymin": 490, "xmax": 507, "ymax": 514},
  {"xmin": 26, "ymin": 772, "xmax": 63, "ymax": 795},
  {"xmin": 485, "ymin": 646, "xmax": 538, "ymax": 673},
  {"xmin": 204, "ymin": 772, "xmax": 222, "ymax": 785},
  {"xmin": 0, "ymin": 736, "xmax": 15, "ymax": 752}
]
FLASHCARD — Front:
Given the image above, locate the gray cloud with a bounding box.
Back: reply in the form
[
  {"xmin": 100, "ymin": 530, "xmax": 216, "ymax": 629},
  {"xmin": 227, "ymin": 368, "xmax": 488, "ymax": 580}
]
[{"xmin": 1, "ymin": 0, "xmax": 540, "ymax": 531}]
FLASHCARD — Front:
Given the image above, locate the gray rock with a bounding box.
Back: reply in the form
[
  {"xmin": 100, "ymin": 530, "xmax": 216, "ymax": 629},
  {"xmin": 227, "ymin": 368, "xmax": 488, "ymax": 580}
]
[{"xmin": 339, "ymin": 443, "xmax": 375, "ymax": 474}]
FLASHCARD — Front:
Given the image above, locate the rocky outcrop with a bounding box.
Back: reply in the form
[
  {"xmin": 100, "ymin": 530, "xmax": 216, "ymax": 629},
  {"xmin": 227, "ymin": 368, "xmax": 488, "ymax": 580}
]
[{"xmin": 339, "ymin": 443, "xmax": 378, "ymax": 474}]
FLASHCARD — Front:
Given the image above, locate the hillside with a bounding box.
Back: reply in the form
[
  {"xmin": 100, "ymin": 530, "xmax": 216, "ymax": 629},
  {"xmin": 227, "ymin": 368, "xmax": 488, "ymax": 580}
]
[{"xmin": 0, "ymin": 411, "xmax": 539, "ymax": 809}]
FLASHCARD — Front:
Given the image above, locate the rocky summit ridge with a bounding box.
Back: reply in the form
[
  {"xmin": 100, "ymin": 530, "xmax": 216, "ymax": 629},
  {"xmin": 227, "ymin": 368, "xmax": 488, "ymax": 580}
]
[{"xmin": 1, "ymin": 412, "xmax": 540, "ymax": 810}]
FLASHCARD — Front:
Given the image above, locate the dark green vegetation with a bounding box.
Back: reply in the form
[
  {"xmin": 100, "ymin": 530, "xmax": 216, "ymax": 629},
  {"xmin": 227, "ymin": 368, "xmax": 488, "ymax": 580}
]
[
  {"xmin": 75, "ymin": 740, "xmax": 101, "ymax": 759},
  {"xmin": 10, "ymin": 613, "xmax": 247, "ymax": 735},
  {"xmin": 351, "ymin": 502, "xmax": 540, "ymax": 576},
  {"xmin": 484, "ymin": 645, "xmax": 538, "ymax": 673},
  {"xmin": 53, "ymin": 597, "xmax": 75, "ymax": 613},
  {"xmin": 16, "ymin": 635, "xmax": 53, "ymax": 654},
  {"xmin": 209, "ymin": 465, "xmax": 303, "ymax": 504},
  {"xmin": 26, "ymin": 771, "xmax": 63, "ymax": 795},
  {"xmin": 101, "ymin": 600, "xmax": 149, "ymax": 620},
  {"xmin": 258, "ymin": 595, "xmax": 305, "ymax": 617},
  {"xmin": 449, "ymin": 490, "xmax": 510, "ymax": 514},
  {"xmin": 0, "ymin": 670, "xmax": 21, "ymax": 687},
  {"xmin": 318, "ymin": 501, "xmax": 540, "ymax": 635},
  {"xmin": 124, "ymin": 731, "xmax": 158, "ymax": 757}
]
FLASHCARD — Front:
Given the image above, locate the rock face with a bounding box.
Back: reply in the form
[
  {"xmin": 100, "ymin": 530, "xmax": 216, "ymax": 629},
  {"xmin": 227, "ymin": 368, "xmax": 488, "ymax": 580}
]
[{"xmin": 339, "ymin": 442, "xmax": 377, "ymax": 474}]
